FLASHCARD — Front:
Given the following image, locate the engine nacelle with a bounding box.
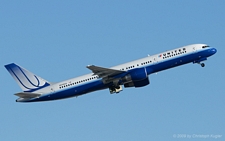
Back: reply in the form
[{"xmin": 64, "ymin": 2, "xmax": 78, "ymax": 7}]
[
  {"xmin": 122, "ymin": 68, "xmax": 147, "ymax": 82},
  {"xmin": 123, "ymin": 68, "xmax": 149, "ymax": 88},
  {"xmin": 124, "ymin": 77, "xmax": 150, "ymax": 88}
]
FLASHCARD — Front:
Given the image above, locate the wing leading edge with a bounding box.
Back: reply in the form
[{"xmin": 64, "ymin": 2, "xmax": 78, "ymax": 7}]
[{"xmin": 86, "ymin": 65, "xmax": 125, "ymax": 78}]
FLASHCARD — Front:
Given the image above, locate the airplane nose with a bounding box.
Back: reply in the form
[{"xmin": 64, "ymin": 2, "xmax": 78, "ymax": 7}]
[{"xmin": 211, "ymin": 48, "xmax": 217, "ymax": 54}]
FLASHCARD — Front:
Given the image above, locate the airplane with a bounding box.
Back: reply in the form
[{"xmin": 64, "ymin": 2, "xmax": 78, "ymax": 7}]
[{"xmin": 5, "ymin": 44, "xmax": 217, "ymax": 102}]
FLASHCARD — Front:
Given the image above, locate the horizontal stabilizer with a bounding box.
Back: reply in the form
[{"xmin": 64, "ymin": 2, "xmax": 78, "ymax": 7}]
[{"xmin": 15, "ymin": 92, "xmax": 41, "ymax": 98}]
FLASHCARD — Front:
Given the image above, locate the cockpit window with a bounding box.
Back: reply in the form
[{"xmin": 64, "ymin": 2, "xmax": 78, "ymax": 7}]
[{"xmin": 202, "ymin": 46, "xmax": 209, "ymax": 48}]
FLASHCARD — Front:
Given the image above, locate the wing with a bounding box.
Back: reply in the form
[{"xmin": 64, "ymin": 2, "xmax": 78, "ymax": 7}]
[
  {"xmin": 15, "ymin": 92, "xmax": 41, "ymax": 98},
  {"xmin": 86, "ymin": 65, "xmax": 126, "ymax": 78}
]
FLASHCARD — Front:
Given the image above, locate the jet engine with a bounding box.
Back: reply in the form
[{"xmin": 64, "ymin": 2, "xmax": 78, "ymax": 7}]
[{"xmin": 122, "ymin": 68, "xmax": 150, "ymax": 88}]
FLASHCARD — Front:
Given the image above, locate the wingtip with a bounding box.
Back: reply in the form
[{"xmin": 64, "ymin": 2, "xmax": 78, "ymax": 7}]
[{"xmin": 87, "ymin": 65, "xmax": 94, "ymax": 68}]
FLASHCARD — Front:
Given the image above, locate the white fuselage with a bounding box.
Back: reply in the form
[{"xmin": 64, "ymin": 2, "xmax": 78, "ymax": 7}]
[{"xmin": 10, "ymin": 44, "xmax": 216, "ymax": 102}]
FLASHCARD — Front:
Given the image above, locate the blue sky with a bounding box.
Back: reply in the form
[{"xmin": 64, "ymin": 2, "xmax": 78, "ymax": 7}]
[{"xmin": 1, "ymin": 0, "xmax": 224, "ymax": 140}]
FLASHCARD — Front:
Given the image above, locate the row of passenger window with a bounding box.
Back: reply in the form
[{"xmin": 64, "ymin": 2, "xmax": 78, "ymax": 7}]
[
  {"xmin": 59, "ymin": 76, "xmax": 98, "ymax": 89},
  {"xmin": 120, "ymin": 60, "xmax": 152, "ymax": 71},
  {"xmin": 127, "ymin": 65, "xmax": 134, "ymax": 69},
  {"xmin": 120, "ymin": 65, "xmax": 135, "ymax": 71},
  {"xmin": 118, "ymin": 48, "xmax": 186, "ymax": 71},
  {"xmin": 141, "ymin": 60, "xmax": 152, "ymax": 65}
]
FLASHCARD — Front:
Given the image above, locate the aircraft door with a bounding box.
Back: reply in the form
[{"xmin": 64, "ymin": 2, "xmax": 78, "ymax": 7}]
[
  {"xmin": 50, "ymin": 87, "xmax": 55, "ymax": 94},
  {"xmin": 193, "ymin": 46, "xmax": 197, "ymax": 53},
  {"xmin": 153, "ymin": 57, "xmax": 158, "ymax": 64}
]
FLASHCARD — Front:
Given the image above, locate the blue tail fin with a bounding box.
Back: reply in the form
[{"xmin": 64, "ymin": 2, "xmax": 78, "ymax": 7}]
[{"xmin": 5, "ymin": 63, "xmax": 50, "ymax": 92}]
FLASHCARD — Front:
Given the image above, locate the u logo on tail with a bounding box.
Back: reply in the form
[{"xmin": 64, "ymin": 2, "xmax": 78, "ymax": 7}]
[{"xmin": 5, "ymin": 63, "xmax": 50, "ymax": 92}]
